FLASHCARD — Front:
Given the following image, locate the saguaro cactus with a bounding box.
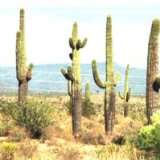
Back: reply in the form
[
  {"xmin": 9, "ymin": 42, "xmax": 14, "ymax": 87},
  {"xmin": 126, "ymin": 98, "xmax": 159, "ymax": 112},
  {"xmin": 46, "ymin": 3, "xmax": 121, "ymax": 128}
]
[
  {"xmin": 85, "ymin": 83, "xmax": 91, "ymax": 103},
  {"xmin": 16, "ymin": 9, "xmax": 33, "ymax": 104},
  {"xmin": 119, "ymin": 64, "xmax": 131, "ymax": 117},
  {"xmin": 92, "ymin": 16, "xmax": 118, "ymax": 134},
  {"xmin": 146, "ymin": 19, "xmax": 160, "ymax": 124},
  {"xmin": 61, "ymin": 23, "xmax": 87, "ymax": 137},
  {"xmin": 83, "ymin": 82, "xmax": 94, "ymax": 117}
]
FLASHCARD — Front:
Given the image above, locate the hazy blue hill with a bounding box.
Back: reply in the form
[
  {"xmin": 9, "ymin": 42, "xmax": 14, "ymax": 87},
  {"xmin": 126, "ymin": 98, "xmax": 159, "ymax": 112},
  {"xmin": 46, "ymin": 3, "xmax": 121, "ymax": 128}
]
[{"xmin": 0, "ymin": 63, "xmax": 146, "ymax": 96}]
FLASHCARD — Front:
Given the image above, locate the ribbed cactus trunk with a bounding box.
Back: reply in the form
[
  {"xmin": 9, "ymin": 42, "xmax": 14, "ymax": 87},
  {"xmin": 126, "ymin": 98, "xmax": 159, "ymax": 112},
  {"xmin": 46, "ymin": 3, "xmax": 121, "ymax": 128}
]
[
  {"xmin": 92, "ymin": 16, "xmax": 118, "ymax": 134},
  {"xmin": 72, "ymin": 25, "xmax": 82, "ymax": 136},
  {"xmin": 146, "ymin": 19, "xmax": 160, "ymax": 124},
  {"xmin": 119, "ymin": 64, "xmax": 131, "ymax": 117},
  {"xmin": 104, "ymin": 16, "xmax": 115, "ymax": 133},
  {"xmin": 61, "ymin": 23, "xmax": 87, "ymax": 137},
  {"xmin": 16, "ymin": 9, "xmax": 33, "ymax": 104}
]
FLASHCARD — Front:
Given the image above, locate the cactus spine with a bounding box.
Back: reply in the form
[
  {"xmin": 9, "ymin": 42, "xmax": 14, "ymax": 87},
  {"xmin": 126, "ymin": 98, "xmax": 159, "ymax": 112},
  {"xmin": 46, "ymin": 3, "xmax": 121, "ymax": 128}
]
[
  {"xmin": 92, "ymin": 16, "xmax": 117, "ymax": 134},
  {"xmin": 146, "ymin": 19, "xmax": 160, "ymax": 124},
  {"xmin": 16, "ymin": 9, "xmax": 33, "ymax": 104},
  {"xmin": 61, "ymin": 23, "xmax": 87, "ymax": 137},
  {"xmin": 119, "ymin": 64, "xmax": 131, "ymax": 117}
]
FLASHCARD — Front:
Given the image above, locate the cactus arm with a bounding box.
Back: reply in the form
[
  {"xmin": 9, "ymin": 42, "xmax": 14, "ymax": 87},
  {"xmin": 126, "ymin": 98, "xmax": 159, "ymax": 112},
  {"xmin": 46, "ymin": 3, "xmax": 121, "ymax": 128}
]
[
  {"xmin": 61, "ymin": 66, "xmax": 74, "ymax": 81},
  {"xmin": 68, "ymin": 80, "xmax": 72, "ymax": 96},
  {"xmin": 76, "ymin": 38, "xmax": 87, "ymax": 49},
  {"xmin": 61, "ymin": 68, "xmax": 71, "ymax": 81},
  {"xmin": 69, "ymin": 53, "xmax": 73, "ymax": 60},
  {"xmin": 119, "ymin": 92, "xmax": 124, "ymax": 100},
  {"xmin": 118, "ymin": 64, "xmax": 130, "ymax": 101},
  {"xmin": 26, "ymin": 63, "xmax": 33, "ymax": 81},
  {"xmin": 124, "ymin": 64, "xmax": 129, "ymax": 94},
  {"xmin": 126, "ymin": 88, "xmax": 131, "ymax": 102},
  {"xmin": 69, "ymin": 38, "xmax": 75, "ymax": 49},
  {"xmin": 76, "ymin": 40, "xmax": 82, "ymax": 50},
  {"xmin": 92, "ymin": 60, "xmax": 105, "ymax": 89},
  {"xmin": 80, "ymin": 38, "xmax": 87, "ymax": 48},
  {"xmin": 67, "ymin": 66, "xmax": 74, "ymax": 81}
]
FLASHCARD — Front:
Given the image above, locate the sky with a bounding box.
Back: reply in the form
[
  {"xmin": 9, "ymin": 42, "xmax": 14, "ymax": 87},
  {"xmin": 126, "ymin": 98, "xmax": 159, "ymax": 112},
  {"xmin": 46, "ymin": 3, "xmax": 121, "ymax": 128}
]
[{"xmin": 0, "ymin": 0, "xmax": 160, "ymax": 68}]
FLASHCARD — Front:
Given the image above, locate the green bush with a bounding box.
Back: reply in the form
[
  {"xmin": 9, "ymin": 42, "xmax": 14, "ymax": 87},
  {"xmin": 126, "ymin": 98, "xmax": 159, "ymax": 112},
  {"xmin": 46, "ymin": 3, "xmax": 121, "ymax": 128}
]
[
  {"xmin": 0, "ymin": 100, "xmax": 54, "ymax": 138},
  {"xmin": 15, "ymin": 100, "xmax": 54, "ymax": 138},
  {"xmin": 137, "ymin": 111, "xmax": 160, "ymax": 150}
]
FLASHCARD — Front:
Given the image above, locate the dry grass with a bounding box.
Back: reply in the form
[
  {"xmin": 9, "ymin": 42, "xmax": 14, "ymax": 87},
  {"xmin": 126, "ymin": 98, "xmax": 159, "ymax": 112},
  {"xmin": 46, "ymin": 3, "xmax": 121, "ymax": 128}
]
[{"xmin": 0, "ymin": 95, "xmax": 158, "ymax": 160}]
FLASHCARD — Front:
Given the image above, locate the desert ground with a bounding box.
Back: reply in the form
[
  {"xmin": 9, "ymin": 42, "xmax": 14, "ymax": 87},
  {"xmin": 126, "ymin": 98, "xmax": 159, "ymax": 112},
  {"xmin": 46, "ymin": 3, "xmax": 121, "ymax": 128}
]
[{"xmin": 0, "ymin": 94, "xmax": 159, "ymax": 160}]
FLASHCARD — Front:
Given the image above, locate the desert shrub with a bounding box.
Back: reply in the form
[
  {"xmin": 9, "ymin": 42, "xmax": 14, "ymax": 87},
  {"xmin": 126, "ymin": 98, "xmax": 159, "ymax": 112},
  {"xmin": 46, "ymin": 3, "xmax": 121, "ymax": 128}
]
[
  {"xmin": 0, "ymin": 121, "xmax": 9, "ymax": 136},
  {"xmin": 15, "ymin": 100, "xmax": 54, "ymax": 138},
  {"xmin": 0, "ymin": 100, "xmax": 17, "ymax": 118},
  {"xmin": 0, "ymin": 142, "xmax": 17, "ymax": 160},
  {"xmin": 0, "ymin": 100, "xmax": 54, "ymax": 138},
  {"xmin": 0, "ymin": 114, "xmax": 14, "ymax": 137},
  {"xmin": 137, "ymin": 111, "xmax": 160, "ymax": 150},
  {"xmin": 82, "ymin": 100, "xmax": 96, "ymax": 118},
  {"xmin": 113, "ymin": 116, "xmax": 142, "ymax": 145}
]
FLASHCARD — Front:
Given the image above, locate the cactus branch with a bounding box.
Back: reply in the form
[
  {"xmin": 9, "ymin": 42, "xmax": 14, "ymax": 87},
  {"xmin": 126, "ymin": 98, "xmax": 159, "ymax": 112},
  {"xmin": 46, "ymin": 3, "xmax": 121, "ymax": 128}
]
[{"xmin": 92, "ymin": 60, "xmax": 106, "ymax": 89}]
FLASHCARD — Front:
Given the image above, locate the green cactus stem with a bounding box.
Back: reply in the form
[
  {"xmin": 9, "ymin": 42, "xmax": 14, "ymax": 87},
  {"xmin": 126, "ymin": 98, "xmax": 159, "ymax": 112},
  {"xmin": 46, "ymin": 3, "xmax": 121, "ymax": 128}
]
[
  {"xmin": 82, "ymin": 82, "xmax": 95, "ymax": 117},
  {"xmin": 146, "ymin": 19, "xmax": 160, "ymax": 124},
  {"xmin": 92, "ymin": 16, "xmax": 118, "ymax": 134},
  {"xmin": 119, "ymin": 64, "xmax": 131, "ymax": 117},
  {"xmin": 85, "ymin": 83, "xmax": 91, "ymax": 101},
  {"xmin": 16, "ymin": 9, "xmax": 33, "ymax": 104},
  {"xmin": 84, "ymin": 83, "xmax": 91, "ymax": 116},
  {"xmin": 61, "ymin": 22, "xmax": 87, "ymax": 138}
]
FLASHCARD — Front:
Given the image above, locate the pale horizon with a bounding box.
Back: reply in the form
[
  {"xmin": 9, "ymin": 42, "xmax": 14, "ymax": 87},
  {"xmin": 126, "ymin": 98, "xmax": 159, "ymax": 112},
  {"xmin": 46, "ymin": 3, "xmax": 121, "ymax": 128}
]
[{"xmin": 0, "ymin": 0, "xmax": 160, "ymax": 69}]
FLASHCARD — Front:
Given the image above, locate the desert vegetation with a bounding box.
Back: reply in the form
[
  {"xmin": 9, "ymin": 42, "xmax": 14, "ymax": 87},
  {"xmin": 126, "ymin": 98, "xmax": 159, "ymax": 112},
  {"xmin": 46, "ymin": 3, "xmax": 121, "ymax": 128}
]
[{"xmin": 0, "ymin": 8, "xmax": 160, "ymax": 160}]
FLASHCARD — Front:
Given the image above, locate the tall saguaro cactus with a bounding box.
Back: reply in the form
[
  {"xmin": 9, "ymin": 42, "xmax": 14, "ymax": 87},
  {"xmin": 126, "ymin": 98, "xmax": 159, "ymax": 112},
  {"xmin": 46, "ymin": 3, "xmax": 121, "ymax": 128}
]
[
  {"xmin": 119, "ymin": 64, "xmax": 131, "ymax": 117},
  {"xmin": 16, "ymin": 9, "xmax": 33, "ymax": 104},
  {"xmin": 146, "ymin": 19, "xmax": 160, "ymax": 124},
  {"xmin": 61, "ymin": 23, "xmax": 87, "ymax": 137},
  {"xmin": 92, "ymin": 16, "xmax": 118, "ymax": 134}
]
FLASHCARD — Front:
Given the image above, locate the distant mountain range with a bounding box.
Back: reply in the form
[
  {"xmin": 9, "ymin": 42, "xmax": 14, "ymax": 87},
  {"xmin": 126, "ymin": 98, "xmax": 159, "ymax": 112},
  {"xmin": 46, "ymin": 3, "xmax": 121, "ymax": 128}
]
[{"xmin": 0, "ymin": 63, "xmax": 146, "ymax": 96}]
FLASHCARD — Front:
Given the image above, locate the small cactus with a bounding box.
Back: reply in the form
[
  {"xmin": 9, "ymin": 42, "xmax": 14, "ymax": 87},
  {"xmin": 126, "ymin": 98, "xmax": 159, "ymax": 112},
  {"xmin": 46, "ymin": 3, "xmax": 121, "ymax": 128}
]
[
  {"xmin": 83, "ymin": 83, "xmax": 95, "ymax": 117},
  {"xmin": 61, "ymin": 22, "xmax": 87, "ymax": 137},
  {"xmin": 85, "ymin": 83, "xmax": 91, "ymax": 102},
  {"xmin": 16, "ymin": 9, "xmax": 33, "ymax": 104},
  {"xmin": 119, "ymin": 64, "xmax": 131, "ymax": 117}
]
